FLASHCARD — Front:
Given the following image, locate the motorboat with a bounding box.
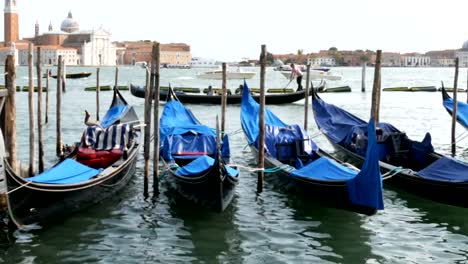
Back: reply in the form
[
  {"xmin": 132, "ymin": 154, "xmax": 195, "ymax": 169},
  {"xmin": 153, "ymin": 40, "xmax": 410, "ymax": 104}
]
[
  {"xmin": 280, "ymin": 68, "xmax": 342, "ymax": 81},
  {"xmin": 196, "ymin": 68, "xmax": 256, "ymax": 80}
]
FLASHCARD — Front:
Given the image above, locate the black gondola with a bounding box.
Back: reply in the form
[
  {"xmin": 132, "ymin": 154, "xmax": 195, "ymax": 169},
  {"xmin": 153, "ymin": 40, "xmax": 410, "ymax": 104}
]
[
  {"xmin": 311, "ymin": 89, "xmax": 468, "ymax": 208},
  {"xmin": 159, "ymin": 87, "xmax": 239, "ymax": 212},
  {"xmin": 240, "ymin": 81, "xmax": 385, "ymax": 215},
  {"xmin": 130, "ymin": 84, "xmax": 310, "ymax": 104},
  {"xmin": 46, "ymin": 72, "xmax": 92, "ymax": 79},
  {"xmin": 4, "ymin": 88, "xmax": 141, "ymax": 227},
  {"xmin": 441, "ymin": 86, "xmax": 468, "ymax": 129}
]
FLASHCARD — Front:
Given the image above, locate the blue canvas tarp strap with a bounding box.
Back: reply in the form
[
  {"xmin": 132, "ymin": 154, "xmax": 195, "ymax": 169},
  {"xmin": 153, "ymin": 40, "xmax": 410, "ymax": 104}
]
[
  {"xmin": 175, "ymin": 155, "xmax": 239, "ymax": 177},
  {"xmin": 417, "ymin": 156, "xmax": 468, "ymax": 182},
  {"xmin": 443, "ymin": 96, "xmax": 468, "ymax": 129},
  {"xmin": 27, "ymin": 158, "xmax": 103, "ymax": 184},
  {"xmin": 346, "ymin": 118, "xmax": 384, "ymax": 210}
]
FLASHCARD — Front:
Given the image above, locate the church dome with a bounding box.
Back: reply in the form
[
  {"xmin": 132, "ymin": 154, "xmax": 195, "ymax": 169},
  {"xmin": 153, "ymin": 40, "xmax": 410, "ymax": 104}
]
[
  {"xmin": 60, "ymin": 11, "xmax": 79, "ymax": 33},
  {"xmin": 463, "ymin": 40, "xmax": 468, "ymax": 50}
]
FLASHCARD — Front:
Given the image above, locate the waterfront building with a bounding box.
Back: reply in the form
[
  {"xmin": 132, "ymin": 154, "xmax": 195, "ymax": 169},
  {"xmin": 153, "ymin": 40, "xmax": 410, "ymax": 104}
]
[
  {"xmin": 401, "ymin": 53, "xmax": 431, "ymax": 67},
  {"xmin": 455, "ymin": 41, "xmax": 468, "ymax": 67},
  {"xmin": 308, "ymin": 57, "xmax": 336, "ymax": 67},
  {"xmin": 115, "ymin": 41, "xmax": 191, "ymax": 66},
  {"xmin": 382, "ymin": 52, "xmax": 401, "ymax": 66}
]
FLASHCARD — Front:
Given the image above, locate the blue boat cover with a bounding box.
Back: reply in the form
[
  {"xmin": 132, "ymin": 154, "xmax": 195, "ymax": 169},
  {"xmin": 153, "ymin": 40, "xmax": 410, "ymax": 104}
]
[
  {"xmin": 27, "ymin": 158, "xmax": 103, "ymax": 184},
  {"xmin": 291, "ymin": 157, "xmax": 358, "ymax": 180},
  {"xmin": 100, "ymin": 105, "xmax": 129, "ymax": 128},
  {"xmin": 417, "ymin": 156, "xmax": 468, "ymax": 182},
  {"xmin": 443, "ymin": 96, "xmax": 468, "ymax": 129},
  {"xmin": 175, "ymin": 155, "xmax": 239, "ymax": 177}
]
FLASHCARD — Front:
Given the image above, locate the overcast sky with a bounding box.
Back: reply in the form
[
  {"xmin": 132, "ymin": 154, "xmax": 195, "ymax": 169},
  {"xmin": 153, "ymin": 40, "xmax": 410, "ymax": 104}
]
[{"xmin": 5, "ymin": 0, "xmax": 468, "ymax": 61}]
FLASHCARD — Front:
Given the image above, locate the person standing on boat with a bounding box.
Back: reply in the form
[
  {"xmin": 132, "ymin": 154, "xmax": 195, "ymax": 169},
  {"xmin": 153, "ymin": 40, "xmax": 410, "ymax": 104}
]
[{"xmin": 290, "ymin": 63, "xmax": 303, "ymax": 91}]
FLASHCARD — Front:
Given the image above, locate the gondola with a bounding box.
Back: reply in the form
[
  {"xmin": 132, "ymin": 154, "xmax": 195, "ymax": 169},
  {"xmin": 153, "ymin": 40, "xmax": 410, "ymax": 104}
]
[
  {"xmin": 45, "ymin": 72, "xmax": 92, "ymax": 79},
  {"xmin": 441, "ymin": 86, "xmax": 468, "ymax": 129},
  {"xmin": 159, "ymin": 87, "xmax": 239, "ymax": 212},
  {"xmin": 3, "ymin": 88, "xmax": 142, "ymax": 227},
  {"xmin": 130, "ymin": 84, "xmax": 310, "ymax": 104},
  {"xmin": 240, "ymin": 81, "xmax": 384, "ymax": 215},
  {"xmin": 311, "ymin": 89, "xmax": 468, "ymax": 208}
]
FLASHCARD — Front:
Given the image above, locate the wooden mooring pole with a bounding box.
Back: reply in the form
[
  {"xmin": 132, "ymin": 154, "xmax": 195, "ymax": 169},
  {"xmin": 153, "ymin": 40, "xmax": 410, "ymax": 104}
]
[
  {"xmin": 361, "ymin": 62, "xmax": 366, "ymax": 92},
  {"xmin": 304, "ymin": 64, "xmax": 311, "ymax": 130},
  {"xmin": 221, "ymin": 63, "xmax": 227, "ymax": 137},
  {"xmin": 56, "ymin": 55, "xmax": 63, "ymax": 157},
  {"xmin": 153, "ymin": 42, "xmax": 161, "ymax": 194},
  {"xmin": 96, "ymin": 68, "xmax": 100, "ymax": 120},
  {"xmin": 45, "ymin": 69, "xmax": 49, "ymax": 124},
  {"xmin": 37, "ymin": 47, "xmax": 44, "ymax": 173},
  {"xmin": 114, "ymin": 66, "xmax": 119, "ymax": 89},
  {"xmin": 370, "ymin": 50, "xmax": 382, "ymax": 124},
  {"xmin": 5, "ymin": 55, "xmax": 17, "ymax": 172},
  {"xmin": 451, "ymin": 58, "xmax": 459, "ymax": 157},
  {"xmin": 28, "ymin": 43, "xmax": 36, "ymax": 175},
  {"xmin": 143, "ymin": 66, "xmax": 152, "ymax": 197},
  {"xmin": 62, "ymin": 61, "xmax": 66, "ymax": 93},
  {"xmin": 257, "ymin": 45, "xmax": 267, "ymax": 193}
]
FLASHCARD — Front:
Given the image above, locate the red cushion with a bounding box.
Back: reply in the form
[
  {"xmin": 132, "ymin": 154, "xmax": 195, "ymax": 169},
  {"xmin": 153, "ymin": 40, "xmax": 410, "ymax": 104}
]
[{"xmin": 77, "ymin": 147, "xmax": 123, "ymax": 169}]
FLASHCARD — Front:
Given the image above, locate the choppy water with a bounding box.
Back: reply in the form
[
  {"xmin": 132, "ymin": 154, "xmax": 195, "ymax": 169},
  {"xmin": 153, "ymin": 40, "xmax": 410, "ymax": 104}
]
[{"xmin": 0, "ymin": 66, "xmax": 468, "ymax": 263}]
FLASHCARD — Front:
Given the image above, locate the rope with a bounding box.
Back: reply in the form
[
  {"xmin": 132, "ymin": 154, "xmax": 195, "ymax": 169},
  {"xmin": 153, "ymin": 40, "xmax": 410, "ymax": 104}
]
[
  {"xmin": 381, "ymin": 166, "xmax": 414, "ymax": 177},
  {"xmin": 231, "ymin": 164, "xmax": 294, "ymax": 173}
]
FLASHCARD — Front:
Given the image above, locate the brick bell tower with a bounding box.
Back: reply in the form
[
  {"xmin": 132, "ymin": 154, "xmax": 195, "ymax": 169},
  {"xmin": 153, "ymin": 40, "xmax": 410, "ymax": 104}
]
[{"xmin": 4, "ymin": 0, "xmax": 19, "ymax": 47}]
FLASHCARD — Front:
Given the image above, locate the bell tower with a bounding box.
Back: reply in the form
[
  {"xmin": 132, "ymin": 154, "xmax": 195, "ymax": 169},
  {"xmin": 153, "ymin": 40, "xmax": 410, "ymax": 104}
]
[{"xmin": 4, "ymin": 0, "xmax": 19, "ymax": 47}]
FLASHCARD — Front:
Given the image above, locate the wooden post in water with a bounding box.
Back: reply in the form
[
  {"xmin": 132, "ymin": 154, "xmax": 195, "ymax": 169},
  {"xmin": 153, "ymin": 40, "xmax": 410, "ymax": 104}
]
[
  {"xmin": 221, "ymin": 63, "xmax": 227, "ymax": 138},
  {"xmin": 56, "ymin": 55, "xmax": 63, "ymax": 157},
  {"xmin": 5, "ymin": 55, "xmax": 17, "ymax": 172},
  {"xmin": 451, "ymin": 58, "xmax": 459, "ymax": 157},
  {"xmin": 153, "ymin": 42, "xmax": 161, "ymax": 194},
  {"xmin": 257, "ymin": 45, "xmax": 267, "ymax": 193},
  {"xmin": 143, "ymin": 67, "xmax": 152, "ymax": 196},
  {"xmin": 28, "ymin": 43, "xmax": 36, "ymax": 175},
  {"xmin": 96, "ymin": 68, "xmax": 100, "ymax": 120},
  {"xmin": 45, "ymin": 69, "xmax": 49, "ymax": 124},
  {"xmin": 370, "ymin": 50, "xmax": 382, "ymax": 125},
  {"xmin": 361, "ymin": 62, "xmax": 366, "ymax": 92},
  {"xmin": 114, "ymin": 66, "xmax": 119, "ymax": 89},
  {"xmin": 37, "ymin": 47, "xmax": 44, "ymax": 173},
  {"xmin": 304, "ymin": 64, "xmax": 311, "ymax": 130},
  {"xmin": 466, "ymin": 69, "xmax": 467, "ymax": 104},
  {"xmin": 61, "ymin": 61, "xmax": 66, "ymax": 93}
]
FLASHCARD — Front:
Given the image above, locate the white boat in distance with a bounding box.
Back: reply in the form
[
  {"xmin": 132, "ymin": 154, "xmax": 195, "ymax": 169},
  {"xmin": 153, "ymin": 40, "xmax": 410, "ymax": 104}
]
[
  {"xmin": 279, "ymin": 68, "xmax": 342, "ymax": 81},
  {"xmin": 196, "ymin": 68, "xmax": 256, "ymax": 80}
]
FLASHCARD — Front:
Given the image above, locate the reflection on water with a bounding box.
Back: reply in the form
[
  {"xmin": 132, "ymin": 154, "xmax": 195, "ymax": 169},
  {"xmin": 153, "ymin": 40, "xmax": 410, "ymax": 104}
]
[{"xmin": 0, "ymin": 66, "xmax": 467, "ymax": 263}]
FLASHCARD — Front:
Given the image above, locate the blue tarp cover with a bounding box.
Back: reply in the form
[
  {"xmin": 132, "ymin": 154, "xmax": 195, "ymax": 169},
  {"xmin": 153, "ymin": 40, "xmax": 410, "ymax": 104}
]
[
  {"xmin": 161, "ymin": 133, "xmax": 216, "ymax": 161},
  {"xmin": 100, "ymin": 105, "xmax": 128, "ymax": 128},
  {"xmin": 27, "ymin": 158, "xmax": 103, "ymax": 184},
  {"xmin": 443, "ymin": 96, "xmax": 468, "ymax": 129},
  {"xmin": 175, "ymin": 155, "xmax": 239, "ymax": 177},
  {"xmin": 417, "ymin": 156, "xmax": 468, "ymax": 182},
  {"xmin": 290, "ymin": 157, "xmax": 358, "ymax": 180}
]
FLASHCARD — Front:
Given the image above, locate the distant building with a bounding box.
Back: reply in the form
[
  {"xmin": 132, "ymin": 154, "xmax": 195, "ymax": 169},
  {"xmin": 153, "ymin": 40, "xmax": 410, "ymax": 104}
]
[
  {"xmin": 382, "ymin": 52, "xmax": 401, "ymax": 66},
  {"xmin": 115, "ymin": 41, "xmax": 191, "ymax": 66},
  {"xmin": 426, "ymin": 49, "xmax": 455, "ymax": 67},
  {"xmin": 309, "ymin": 57, "xmax": 336, "ymax": 67},
  {"xmin": 455, "ymin": 41, "xmax": 468, "ymax": 67},
  {"xmin": 401, "ymin": 53, "xmax": 431, "ymax": 67}
]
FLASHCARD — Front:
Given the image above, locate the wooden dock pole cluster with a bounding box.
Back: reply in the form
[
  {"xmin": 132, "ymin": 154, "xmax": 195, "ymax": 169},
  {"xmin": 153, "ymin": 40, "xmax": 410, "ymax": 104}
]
[
  {"xmin": 304, "ymin": 64, "xmax": 311, "ymax": 131},
  {"xmin": 451, "ymin": 58, "xmax": 459, "ymax": 157},
  {"xmin": 143, "ymin": 42, "xmax": 161, "ymax": 196},
  {"xmin": 5, "ymin": 55, "xmax": 17, "ymax": 173},
  {"xmin": 257, "ymin": 45, "xmax": 267, "ymax": 193},
  {"xmin": 370, "ymin": 50, "xmax": 382, "ymax": 124}
]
